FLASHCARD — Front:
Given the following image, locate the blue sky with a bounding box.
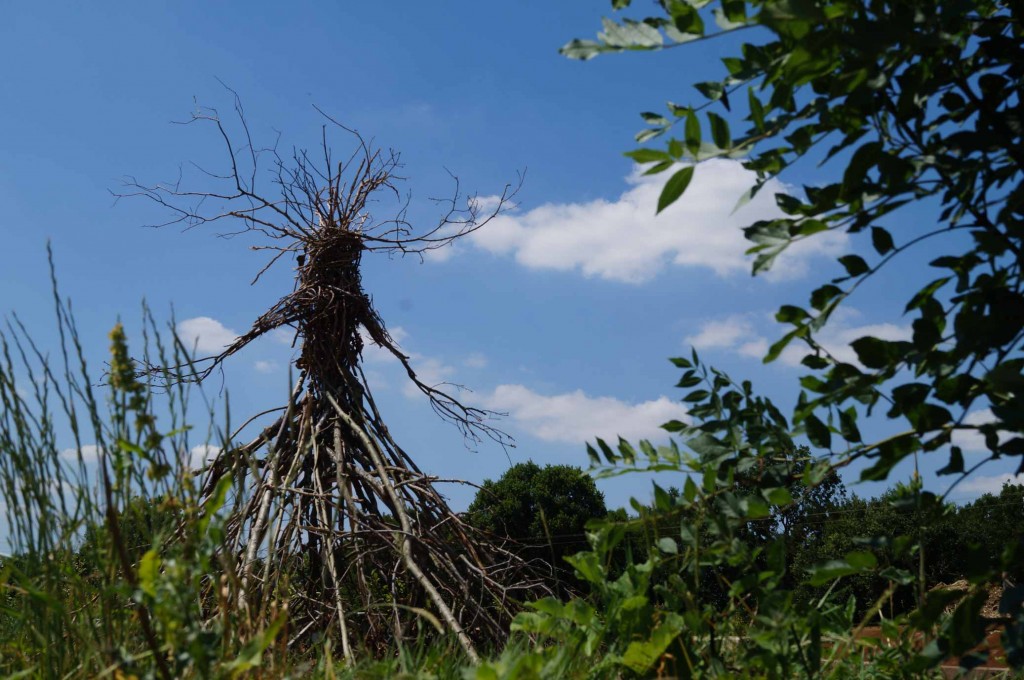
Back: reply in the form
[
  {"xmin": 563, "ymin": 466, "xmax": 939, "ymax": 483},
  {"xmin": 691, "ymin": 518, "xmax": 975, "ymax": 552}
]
[{"xmin": 1, "ymin": 1, "xmax": 1014, "ymax": 516}]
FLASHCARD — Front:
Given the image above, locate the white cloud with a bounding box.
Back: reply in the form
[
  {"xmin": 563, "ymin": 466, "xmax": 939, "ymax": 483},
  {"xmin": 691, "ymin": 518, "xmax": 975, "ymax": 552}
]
[
  {"xmin": 189, "ymin": 444, "xmax": 221, "ymax": 470},
  {"xmin": 60, "ymin": 444, "xmax": 101, "ymax": 462},
  {"xmin": 483, "ymin": 384, "xmax": 688, "ymax": 445},
  {"xmin": 177, "ymin": 317, "xmax": 238, "ymax": 355},
  {"xmin": 254, "ymin": 360, "xmax": 279, "ymax": 374},
  {"xmin": 955, "ymin": 472, "xmax": 1024, "ymax": 496},
  {"xmin": 685, "ymin": 315, "xmax": 767, "ymax": 359},
  {"xmin": 464, "ymin": 352, "xmax": 488, "ymax": 369},
  {"xmin": 738, "ymin": 338, "xmax": 769, "ymax": 359},
  {"xmin": 458, "ymin": 160, "xmax": 844, "ymax": 283}
]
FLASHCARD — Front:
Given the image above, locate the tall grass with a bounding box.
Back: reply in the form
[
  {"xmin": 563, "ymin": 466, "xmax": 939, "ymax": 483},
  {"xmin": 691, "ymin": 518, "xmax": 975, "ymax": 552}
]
[{"xmin": 0, "ymin": 259, "xmax": 296, "ymax": 677}]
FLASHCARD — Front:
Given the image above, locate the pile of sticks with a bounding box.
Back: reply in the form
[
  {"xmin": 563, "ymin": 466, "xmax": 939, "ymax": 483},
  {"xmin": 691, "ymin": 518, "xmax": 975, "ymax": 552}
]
[{"xmin": 124, "ymin": 100, "xmax": 544, "ymax": 660}]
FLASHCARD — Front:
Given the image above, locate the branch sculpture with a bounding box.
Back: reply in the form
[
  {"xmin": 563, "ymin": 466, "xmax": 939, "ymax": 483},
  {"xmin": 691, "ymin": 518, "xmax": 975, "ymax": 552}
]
[{"xmin": 120, "ymin": 97, "xmax": 544, "ymax": 661}]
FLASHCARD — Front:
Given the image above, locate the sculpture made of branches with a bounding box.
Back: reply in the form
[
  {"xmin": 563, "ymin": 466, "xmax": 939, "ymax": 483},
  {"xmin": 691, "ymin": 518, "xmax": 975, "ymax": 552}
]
[{"xmin": 121, "ymin": 99, "xmax": 544, "ymax": 662}]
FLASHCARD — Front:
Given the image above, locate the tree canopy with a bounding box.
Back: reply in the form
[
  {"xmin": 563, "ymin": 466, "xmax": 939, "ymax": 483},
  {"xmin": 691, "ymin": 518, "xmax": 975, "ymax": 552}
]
[{"xmin": 467, "ymin": 462, "xmax": 608, "ymax": 582}]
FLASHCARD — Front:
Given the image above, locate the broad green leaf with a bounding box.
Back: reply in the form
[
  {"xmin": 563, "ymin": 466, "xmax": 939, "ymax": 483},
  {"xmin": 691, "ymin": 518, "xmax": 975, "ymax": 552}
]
[
  {"xmin": 707, "ymin": 112, "xmax": 731, "ymax": 148},
  {"xmin": 657, "ymin": 165, "xmax": 694, "ymax": 213},
  {"xmin": 871, "ymin": 226, "xmax": 894, "ymax": 254},
  {"xmin": 838, "ymin": 254, "xmax": 870, "ymax": 277},
  {"xmin": 804, "ymin": 414, "xmax": 831, "ymax": 449}
]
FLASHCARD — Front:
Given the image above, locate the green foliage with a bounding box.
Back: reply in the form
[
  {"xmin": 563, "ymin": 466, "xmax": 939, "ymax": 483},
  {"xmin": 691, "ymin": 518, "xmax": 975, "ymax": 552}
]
[
  {"xmin": 566, "ymin": 0, "xmax": 1024, "ymax": 482},
  {"xmin": 467, "ymin": 462, "xmax": 608, "ymax": 590},
  {"xmin": 560, "ymin": 0, "xmax": 1024, "ymax": 673},
  {"xmin": 474, "ymin": 354, "xmax": 1015, "ymax": 677},
  {"xmin": 468, "ymin": 462, "xmax": 607, "ymax": 544},
  {"xmin": 0, "ymin": 276, "xmax": 293, "ymax": 678}
]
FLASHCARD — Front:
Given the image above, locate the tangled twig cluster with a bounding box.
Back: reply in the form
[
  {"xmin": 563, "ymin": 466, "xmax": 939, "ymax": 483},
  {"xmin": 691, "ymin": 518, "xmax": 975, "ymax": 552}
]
[{"xmin": 120, "ymin": 96, "xmax": 544, "ymax": 660}]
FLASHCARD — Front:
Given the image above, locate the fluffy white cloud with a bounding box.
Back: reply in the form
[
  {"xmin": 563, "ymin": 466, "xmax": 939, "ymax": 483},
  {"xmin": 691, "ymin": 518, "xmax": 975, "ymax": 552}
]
[
  {"xmin": 685, "ymin": 315, "xmax": 768, "ymax": 359},
  {"xmin": 177, "ymin": 317, "xmax": 238, "ymax": 355},
  {"xmin": 955, "ymin": 472, "xmax": 1024, "ymax": 496},
  {"xmin": 456, "ymin": 160, "xmax": 844, "ymax": 283},
  {"xmin": 483, "ymin": 384, "xmax": 688, "ymax": 445}
]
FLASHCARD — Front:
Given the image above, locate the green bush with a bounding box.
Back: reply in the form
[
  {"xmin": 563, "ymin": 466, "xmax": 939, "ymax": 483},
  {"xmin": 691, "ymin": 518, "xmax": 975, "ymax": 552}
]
[{"xmin": 467, "ymin": 462, "xmax": 608, "ymax": 592}]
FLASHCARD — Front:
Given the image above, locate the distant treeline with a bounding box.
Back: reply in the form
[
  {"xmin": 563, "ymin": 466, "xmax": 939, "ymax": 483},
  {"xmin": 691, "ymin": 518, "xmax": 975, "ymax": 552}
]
[{"xmin": 467, "ymin": 462, "xmax": 1024, "ymax": 619}]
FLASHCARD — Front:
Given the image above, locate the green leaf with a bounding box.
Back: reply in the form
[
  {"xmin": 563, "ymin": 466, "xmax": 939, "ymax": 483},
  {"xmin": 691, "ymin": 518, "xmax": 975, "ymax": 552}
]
[
  {"xmin": 559, "ymin": 39, "xmax": 607, "ymax": 60},
  {"xmin": 842, "ymin": 141, "xmax": 882, "ymax": 195},
  {"xmin": 643, "ymin": 160, "xmax": 674, "ymax": 175},
  {"xmin": 748, "ymin": 88, "xmax": 765, "ymax": 130},
  {"xmin": 936, "ymin": 446, "xmax": 964, "ymax": 475},
  {"xmin": 695, "ymin": 81, "xmax": 725, "ymax": 101},
  {"xmin": 657, "ymin": 165, "xmax": 695, "ymax": 213},
  {"xmin": 137, "ymin": 549, "xmax": 160, "ymax": 598},
  {"xmin": 669, "ymin": 2, "xmax": 705, "ymax": 36},
  {"xmin": 641, "ymin": 111, "xmax": 670, "ymax": 125},
  {"xmin": 871, "ymin": 226, "xmax": 894, "ymax": 255},
  {"xmin": 624, "ymin": 148, "xmax": 672, "ymax": 163},
  {"xmin": 776, "ymin": 305, "xmax": 808, "ymax": 323},
  {"xmin": 804, "ymin": 414, "xmax": 831, "ymax": 449},
  {"xmin": 808, "ymin": 551, "xmax": 877, "ymax": 585},
  {"xmin": 714, "ymin": 3, "xmax": 748, "ymax": 30},
  {"xmin": 766, "ymin": 486, "xmax": 793, "ymax": 506},
  {"xmin": 621, "ymin": 614, "xmax": 685, "ymax": 673},
  {"xmin": 658, "ymin": 536, "xmax": 679, "ymax": 554},
  {"xmin": 600, "ymin": 17, "xmax": 664, "ymax": 48},
  {"xmin": 860, "ymin": 433, "xmax": 921, "ymax": 481},
  {"xmin": 838, "ymin": 254, "xmax": 870, "ymax": 277},
  {"xmin": 839, "ymin": 408, "xmax": 862, "ymax": 442},
  {"xmin": 565, "ymin": 552, "xmax": 605, "ymax": 585},
  {"xmin": 764, "ymin": 328, "xmax": 802, "ymax": 363},
  {"xmin": 684, "ymin": 110, "xmax": 701, "ymax": 154},
  {"xmin": 683, "ymin": 476, "xmax": 698, "ymax": 502},
  {"xmin": 636, "ymin": 127, "xmax": 665, "ymax": 143},
  {"xmin": 850, "ymin": 336, "xmax": 896, "ymax": 369},
  {"xmin": 707, "ymin": 112, "xmax": 731, "ymax": 148}
]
